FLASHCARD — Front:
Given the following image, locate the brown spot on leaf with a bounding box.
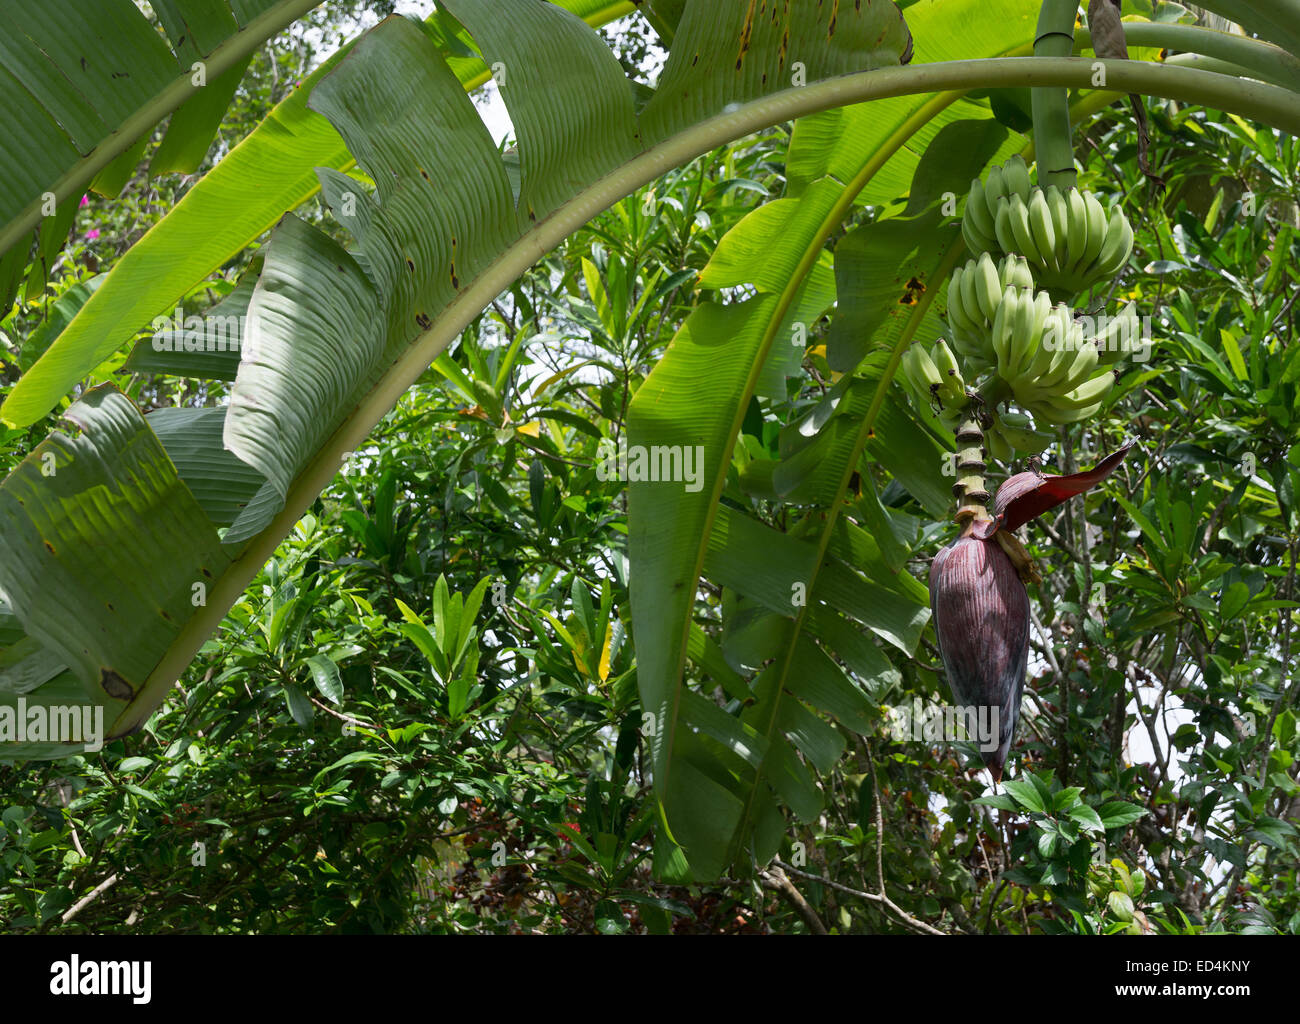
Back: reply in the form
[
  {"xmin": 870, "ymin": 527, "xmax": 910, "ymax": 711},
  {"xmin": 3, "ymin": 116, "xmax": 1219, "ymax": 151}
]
[
  {"xmin": 416, "ymin": 312, "xmax": 432, "ymax": 329},
  {"xmin": 899, "ymin": 276, "xmax": 925, "ymax": 305},
  {"xmin": 406, "ymin": 258, "xmax": 415, "ymax": 272},
  {"xmin": 101, "ymin": 669, "xmax": 133, "ymax": 700},
  {"xmin": 43, "ymin": 541, "xmax": 55, "ymax": 554}
]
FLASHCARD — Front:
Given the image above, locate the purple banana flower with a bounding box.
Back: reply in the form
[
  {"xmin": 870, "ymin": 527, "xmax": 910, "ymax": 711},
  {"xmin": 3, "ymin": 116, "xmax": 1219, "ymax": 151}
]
[{"xmin": 929, "ymin": 443, "xmax": 1134, "ymax": 780}]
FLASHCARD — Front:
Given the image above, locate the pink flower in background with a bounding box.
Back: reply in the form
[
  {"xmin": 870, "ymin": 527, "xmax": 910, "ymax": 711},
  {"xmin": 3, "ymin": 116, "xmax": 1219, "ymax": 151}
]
[
  {"xmin": 85, "ymin": 229, "xmax": 99, "ymax": 241},
  {"xmin": 80, "ymin": 194, "xmax": 89, "ymax": 207}
]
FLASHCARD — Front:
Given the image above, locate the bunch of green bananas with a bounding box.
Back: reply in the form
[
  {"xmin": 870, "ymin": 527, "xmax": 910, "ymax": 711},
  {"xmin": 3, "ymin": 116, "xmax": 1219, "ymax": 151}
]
[
  {"xmin": 963, "ymin": 156, "xmax": 1134, "ymax": 302},
  {"xmin": 901, "ymin": 339, "xmax": 969, "ymax": 414},
  {"xmin": 949, "ymin": 286, "xmax": 1136, "ymax": 457},
  {"xmin": 911, "ymin": 156, "xmax": 1147, "ymax": 463}
]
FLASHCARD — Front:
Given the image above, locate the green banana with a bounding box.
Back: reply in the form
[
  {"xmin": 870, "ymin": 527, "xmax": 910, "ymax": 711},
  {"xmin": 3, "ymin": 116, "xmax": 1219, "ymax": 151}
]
[
  {"xmin": 1083, "ymin": 193, "xmax": 1109, "ymax": 269},
  {"xmin": 911, "ymin": 343, "xmax": 944, "ymax": 393},
  {"xmin": 991, "ymin": 285, "xmax": 1019, "ymax": 378},
  {"xmin": 974, "ymin": 252, "xmax": 1002, "ymax": 321},
  {"xmin": 1000, "ymin": 253, "xmax": 1034, "ymax": 290},
  {"xmin": 1009, "ymin": 285, "xmax": 1040, "ymax": 380},
  {"xmin": 1030, "ymin": 305, "xmax": 1084, "ymax": 393},
  {"xmin": 900, "ymin": 346, "xmax": 934, "ymax": 398},
  {"xmin": 985, "ymin": 164, "xmax": 1008, "ymax": 204},
  {"xmin": 994, "ymin": 198, "xmax": 1018, "ymax": 255},
  {"xmin": 959, "ymin": 259, "xmax": 981, "ymax": 316},
  {"xmin": 1092, "ymin": 301, "xmax": 1141, "ymax": 365},
  {"xmin": 1032, "ymin": 399, "xmax": 1103, "ymax": 425},
  {"xmin": 1045, "ymin": 186, "xmax": 1070, "ymax": 245},
  {"xmin": 1053, "ymin": 338, "xmax": 1101, "ymax": 395},
  {"xmin": 946, "ymin": 265, "xmax": 977, "ymax": 335},
  {"xmin": 1030, "ymin": 369, "xmax": 1116, "ymax": 423},
  {"xmin": 899, "ymin": 346, "xmax": 920, "ymax": 390},
  {"xmin": 1028, "ymin": 189, "xmax": 1058, "ymax": 273},
  {"xmin": 1006, "ymin": 194, "xmax": 1041, "ymax": 264},
  {"xmin": 1014, "ymin": 290, "xmax": 1055, "ymax": 385},
  {"xmin": 1065, "ymin": 188, "xmax": 1091, "ymax": 271},
  {"xmin": 963, "ymin": 177, "xmax": 999, "ymax": 254},
  {"xmin": 1091, "ymin": 206, "xmax": 1134, "ymax": 278},
  {"xmin": 1001, "ymin": 155, "xmax": 1032, "ymax": 203}
]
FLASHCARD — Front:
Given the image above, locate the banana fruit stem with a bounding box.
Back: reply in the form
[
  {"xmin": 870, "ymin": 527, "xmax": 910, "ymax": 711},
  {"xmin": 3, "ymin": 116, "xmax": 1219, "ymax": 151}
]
[
  {"xmin": 1031, "ymin": 0, "xmax": 1080, "ymax": 189},
  {"xmin": 954, "ymin": 415, "xmax": 991, "ymax": 517}
]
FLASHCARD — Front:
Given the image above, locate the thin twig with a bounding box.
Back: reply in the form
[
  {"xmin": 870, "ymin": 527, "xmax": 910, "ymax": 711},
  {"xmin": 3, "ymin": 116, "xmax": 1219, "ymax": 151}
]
[
  {"xmin": 758, "ymin": 864, "xmax": 828, "ymax": 935},
  {"xmin": 61, "ymin": 874, "xmax": 120, "ymax": 925}
]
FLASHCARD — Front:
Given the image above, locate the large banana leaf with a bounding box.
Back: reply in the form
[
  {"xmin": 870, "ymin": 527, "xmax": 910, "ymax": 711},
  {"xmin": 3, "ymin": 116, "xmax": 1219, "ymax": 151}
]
[{"xmin": 625, "ymin": 0, "xmax": 1059, "ymax": 878}]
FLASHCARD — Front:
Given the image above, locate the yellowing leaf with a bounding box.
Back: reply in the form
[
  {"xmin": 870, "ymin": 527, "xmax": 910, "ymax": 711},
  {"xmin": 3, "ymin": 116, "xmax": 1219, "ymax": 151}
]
[
  {"xmin": 515, "ymin": 421, "xmax": 541, "ymax": 437},
  {"xmin": 598, "ymin": 626, "xmax": 613, "ymax": 682}
]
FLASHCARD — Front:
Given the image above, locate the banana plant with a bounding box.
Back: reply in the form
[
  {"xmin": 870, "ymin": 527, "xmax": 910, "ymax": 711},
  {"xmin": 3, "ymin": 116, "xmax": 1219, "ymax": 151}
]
[{"xmin": 2, "ymin": 0, "xmax": 1299, "ymax": 885}]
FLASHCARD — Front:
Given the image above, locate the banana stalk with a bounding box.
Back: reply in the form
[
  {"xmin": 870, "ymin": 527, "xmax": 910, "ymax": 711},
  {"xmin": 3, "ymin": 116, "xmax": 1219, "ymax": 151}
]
[{"xmin": 1031, "ymin": 0, "xmax": 1080, "ymax": 190}]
